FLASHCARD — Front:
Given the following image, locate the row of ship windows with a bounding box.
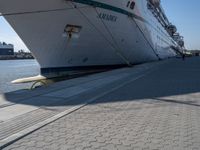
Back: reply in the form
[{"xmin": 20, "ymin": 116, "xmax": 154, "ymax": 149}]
[
  {"xmin": 149, "ymin": 19, "xmax": 171, "ymax": 45},
  {"xmin": 125, "ymin": 1, "xmax": 172, "ymax": 46},
  {"xmin": 157, "ymin": 26, "xmax": 169, "ymax": 39},
  {"xmin": 157, "ymin": 35, "xmax": 170, "ymax": 45},
  {"xmin": 149, "ymin": 18, "xmax": 169, "ymax": 39},
  {"xmin": 145, "ymin": 1, "xmax": 171, "ymax": 40}
]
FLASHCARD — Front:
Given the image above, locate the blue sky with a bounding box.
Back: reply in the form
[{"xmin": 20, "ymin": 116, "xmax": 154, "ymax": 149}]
[
  {"xmin": 162, "ymin": 0, "xmax": 200, "ymax": 50},
  {"xmin": 0, "ymin": 0, "xmax": 200, "ymax": 51},
  {"xmin": 0, "ymin": 17, "xmax": 28, "ymax": 51}
]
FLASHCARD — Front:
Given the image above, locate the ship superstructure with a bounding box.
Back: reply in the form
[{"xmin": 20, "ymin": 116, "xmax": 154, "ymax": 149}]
[
  {"xmin": 0, "ymin": 42, "xmax": 14, "ymax": 56},
  {"xmin": 0, "ymin": 0, "xmax": 185, "ymax": 77}
]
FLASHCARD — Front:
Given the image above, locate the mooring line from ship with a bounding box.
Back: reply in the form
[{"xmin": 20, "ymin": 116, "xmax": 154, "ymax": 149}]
[
  {"xmin": 0, "ymin": 6, "xmax": 91, "ymax": 17},
  {"xmin": 0, "ymin": 66, "xmax": 156, "ymax": 149},
  {"xmin": 94, "ymin": 8, "xmax": 133, "ymax": 67},
  {"xmin": 69, "ymin": 2, "xmax": 133, "ymax": 67},
  {"xmin": 130, "ymin": 17, "xmax": 161, "ymax": 60},
  {"xmin": 0, "ymin": 68, "xmax": 121, "ymax": 111}
]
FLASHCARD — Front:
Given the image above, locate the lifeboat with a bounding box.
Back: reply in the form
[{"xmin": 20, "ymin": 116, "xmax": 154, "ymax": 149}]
[
  {"xmin": 167, "ymin": 24, "xmax": 177, "ymax": 35},
  {"xmin": 178, "ymin": 39, "xmax": 184, "ymax": 47}
]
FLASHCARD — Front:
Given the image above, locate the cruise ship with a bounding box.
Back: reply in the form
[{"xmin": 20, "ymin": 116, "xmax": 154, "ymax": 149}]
[{"xmin": 0, "ymin": 0, "xmax": 185, "ymax": 77}]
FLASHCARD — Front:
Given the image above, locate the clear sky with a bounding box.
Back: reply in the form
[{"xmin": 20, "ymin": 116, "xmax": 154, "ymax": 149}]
[
  {"xmin": 0, "ymin": 17, "xmax": 28, "ymax": 51},
  {"xmin": 162, "ymin": 0, "xmax": 200, "ymax": 50},
  {"xmin": 0, "ymin": 0, "xmax": 200, "ymax": 51}
]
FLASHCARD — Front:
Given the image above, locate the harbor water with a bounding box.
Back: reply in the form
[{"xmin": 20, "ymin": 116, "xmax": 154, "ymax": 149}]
[{"xmin": 0, "ymin": 59, "xmax": 40, "ymax": 94}]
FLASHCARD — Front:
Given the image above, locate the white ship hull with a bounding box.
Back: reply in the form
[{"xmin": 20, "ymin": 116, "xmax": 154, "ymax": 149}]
[{"xmin": 0, "ymin": 0, "xmax": 178, "ymax": 76}]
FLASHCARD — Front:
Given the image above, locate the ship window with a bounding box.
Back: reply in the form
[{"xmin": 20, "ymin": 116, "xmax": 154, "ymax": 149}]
[
  {"xmin": 130, "ymin": 2, "xmax": 135, "ymax": 9},
  {"xmin": 147, "ymin": 2, "xmax": 151, "ymax": 9},
  {"xmin": 127, "ymin": 1, "xmax": 130, "ymax": 7}
]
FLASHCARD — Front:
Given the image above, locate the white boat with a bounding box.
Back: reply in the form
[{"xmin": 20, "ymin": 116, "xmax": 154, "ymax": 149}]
[{"xmin": 0, "ymin": 0, "xmax": 184, "ymax": 77}]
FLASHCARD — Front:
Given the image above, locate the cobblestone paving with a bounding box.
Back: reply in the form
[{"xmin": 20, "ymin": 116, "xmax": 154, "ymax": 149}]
[{"xmin": 3, "ymin": 57, "xmax": 200, "ymax": 150}]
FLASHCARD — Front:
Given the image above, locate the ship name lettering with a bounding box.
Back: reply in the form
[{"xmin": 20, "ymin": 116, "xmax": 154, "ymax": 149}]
[{"xmin": 98, "ymin": 13, "xmax": 117, "ymax": 22}]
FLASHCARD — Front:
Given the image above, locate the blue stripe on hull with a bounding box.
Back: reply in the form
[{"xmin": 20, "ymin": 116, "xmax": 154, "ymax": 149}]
[
  {"xmin": 41, "ymin": 64, "xmax": 128, "ymax": 75},
  {"xmin": 71, "ymin": 0, "xmax": 147, "ymax": 23}
]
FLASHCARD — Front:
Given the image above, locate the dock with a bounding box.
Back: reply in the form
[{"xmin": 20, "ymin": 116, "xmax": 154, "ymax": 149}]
[{"xmin": 1, "ymin": 57, "xmax": 200, "ymax": 150}]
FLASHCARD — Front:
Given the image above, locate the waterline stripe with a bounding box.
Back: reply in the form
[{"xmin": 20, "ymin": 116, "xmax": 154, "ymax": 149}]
[{"xmin": 71, "ymin": 0, "xmax": 147, "ymax": 23}]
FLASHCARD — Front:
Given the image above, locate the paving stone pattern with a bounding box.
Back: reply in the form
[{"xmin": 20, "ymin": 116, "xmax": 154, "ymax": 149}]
[{"xmin": 3, "ymin": 57, "xmax": 200, "ymax": 150}]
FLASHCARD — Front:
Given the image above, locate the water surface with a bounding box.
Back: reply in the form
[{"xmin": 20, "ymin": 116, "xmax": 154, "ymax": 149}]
[{"xmin": 0, "ymin": 59, "xmax": 40, "ymax": 94}]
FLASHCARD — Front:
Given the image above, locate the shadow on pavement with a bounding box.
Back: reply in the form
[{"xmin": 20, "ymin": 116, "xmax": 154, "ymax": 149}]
[{"xmin": 2, "ymin": 57, "xmax": 200, "ymax": 108}]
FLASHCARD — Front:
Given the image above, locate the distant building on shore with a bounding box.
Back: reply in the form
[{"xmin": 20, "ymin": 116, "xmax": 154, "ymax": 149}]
[
  {"xmin": 0, "ymin": 42, "xmax": 14, "ymax": 56},
  {"xmin": 0, "ymin": 42, "xmax": 34, "ymax": 60},
  {"xmin": 185, "ymin": 50, "xmax": 200, "ymax": 57},
  {"xmin": 189, "ymin": 50, "xmax": 200, "ymax": 56},
  {"xmin": 15, "ymin": 50, "xmax": 34, "ymax": 59}
]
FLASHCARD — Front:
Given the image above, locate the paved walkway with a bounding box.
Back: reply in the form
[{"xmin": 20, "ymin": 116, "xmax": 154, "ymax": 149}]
[{"xmin": 2, "ymin": 57, "xmax": 200, "ymax": 150}]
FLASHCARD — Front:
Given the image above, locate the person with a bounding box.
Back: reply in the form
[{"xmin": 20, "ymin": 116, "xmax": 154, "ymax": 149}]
[{"xmin": 182, "ymin": 53, "xmax": 185, "ymax": 61}]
